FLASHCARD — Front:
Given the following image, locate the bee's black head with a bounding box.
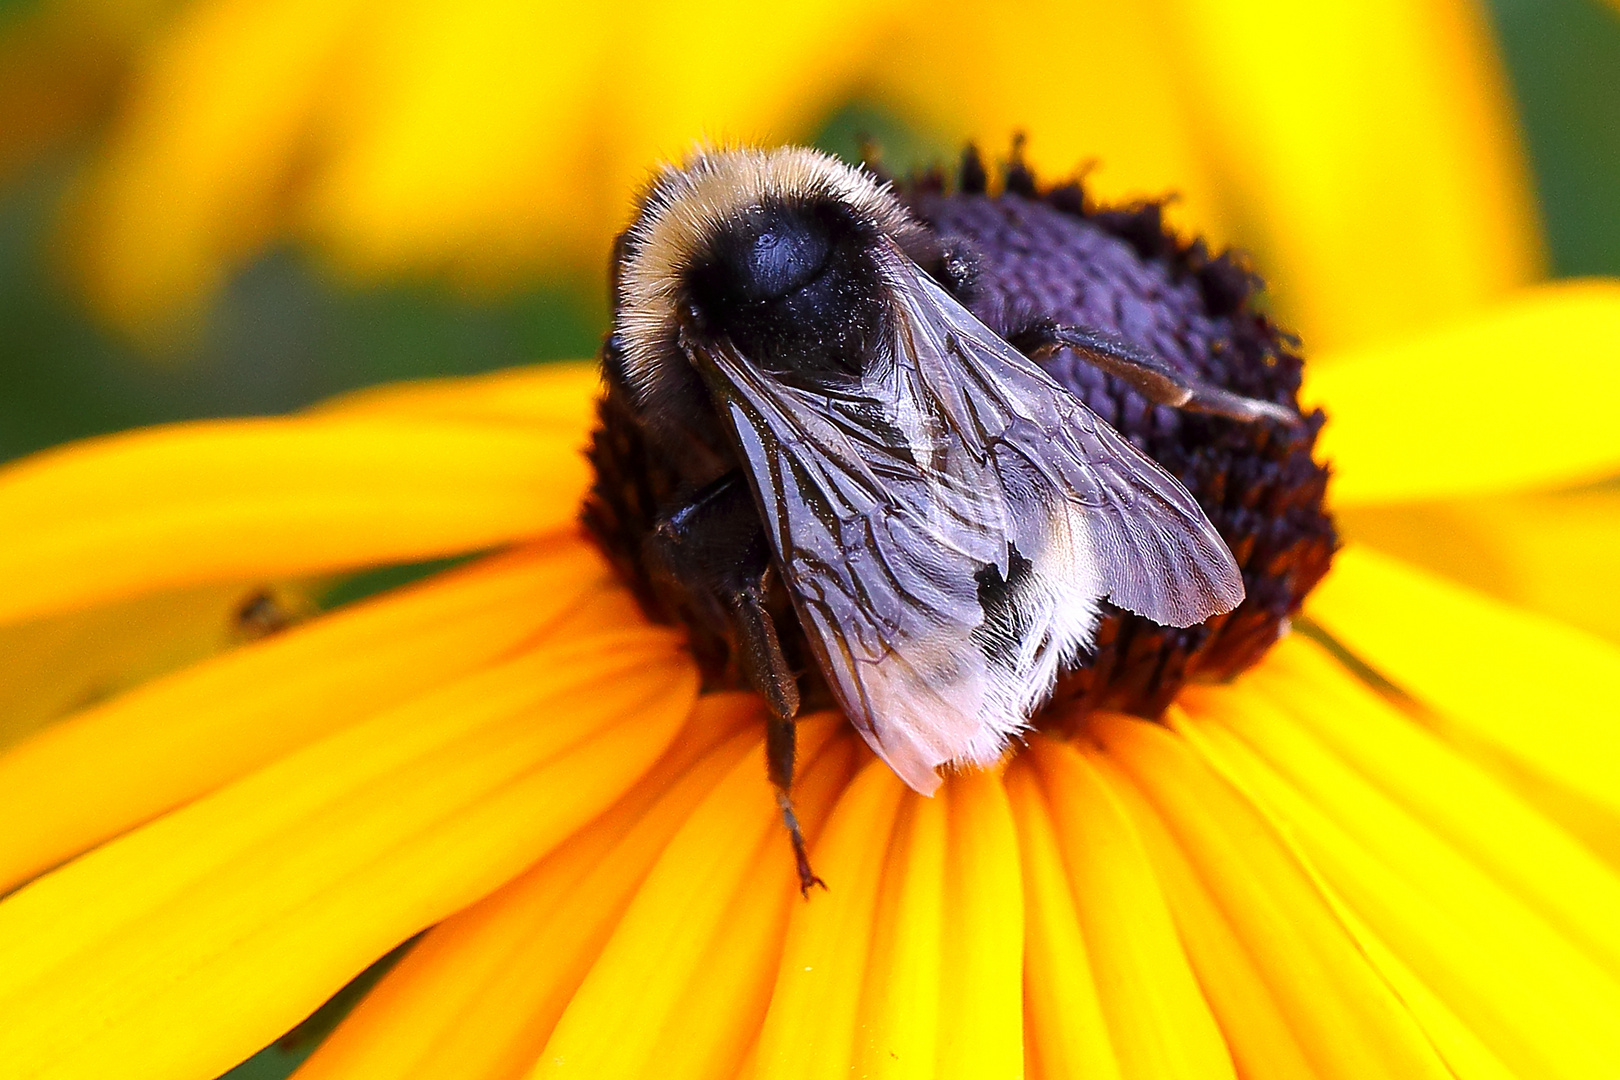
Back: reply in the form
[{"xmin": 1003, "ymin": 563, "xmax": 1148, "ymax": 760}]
[
  {"xmin": 608, "ymin": 147, "xmax": 934, "ymax": 462},
  {"xmin": 683, "ymin": 195, "xmax": 886, "ymax": 382}
]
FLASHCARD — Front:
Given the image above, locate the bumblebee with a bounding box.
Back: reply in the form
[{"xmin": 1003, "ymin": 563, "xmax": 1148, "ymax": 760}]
[{"xmin": 591, "ymin": 146, "xmax": 1295, "ymax": 890}]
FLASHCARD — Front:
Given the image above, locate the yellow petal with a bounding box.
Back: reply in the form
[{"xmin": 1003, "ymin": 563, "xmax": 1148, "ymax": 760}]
[
  {"xmin": 1306, "ymin": 545, "xmax": 1620, "ymax": 859},
  {"xmin": 1006, "ymin": 763, "xmax": 1124, "ymax": 1080},
  {"xmin": 1305, "ymin": 282, "xmax": 1620, "ymax": 505},
  {"xmin": 1093, "ymin": 714, "xmax": 1453, "ymax": 1079},
  {"xmin": 1246, "ymin": 635, "xmax": 1620, "ymax": 983},
  {"xmin": 317, "ymin": 359, "xmax": 600, "ymax": 432},
  {"xmin": 1092, "ymin": 755, "xmax": 1318, "ymax": 1080},
  {"xmin": 1336, "ymin": 485, "xmax": 1620, "ymax": 647},
  {"xmin": 1113, "ymin": 713, "xmax": 1514, "ymax": 1080},
  {"xmin": 0, "ymin": 412, "xmax": 590, "ymax": 624},
  {"xmin": 0, "ymin": 538, "xmax": 614, "ymax": 894},
  {"xmin": 1317, "ymin": 902, "xmax": 1522, "ymax": 1080},
  {"xmin": 615, "ymin": 746, "xmax": 853, "ymax": 1080},
  {"xmin": 1150, "ymin": 0, "xmax": 1541, "ymax": 353},
  {"xmin": 852, "ymin": 781, "xmax": 948, "ymax": 1078},
  {"xmin": 68, "ymin": 0, "xmax": 368, "ymax": 334},
  {"xmin": 838, "ymin": 766, "xmax": 1024, "ymax": 1080},
  {"xmin": 751, "ymin": 758, "xmax": 909, "ymax": 1079},
  {"xmin": 0, "ymin": 629, "xmax": 695, "ymax": 1080},
  {"xmin": 1020, "ymin": 736, "xmax": 1235, "ymax": 1080},
  {"xmin": 0, "ymin": 578, "xmax": 310, "ymax": 752},
  {"xmin": 1177, "ymin": 692, "xmax": 1620, "ymax": 1078},
  {"xmin": 1158, "ymin": 707, "xmax": 1518, "ymax": 1080},
  {"xmin": 295, "ymin": 692, "xmax": 765, "ymax": 1080},
  {"xmin": 935, "ymin": 768, "xmax": 1024, "ymax": 1080},
  {"xmin": 534, "ymin": 716, "xmax": 857, "ymax": 1080}
]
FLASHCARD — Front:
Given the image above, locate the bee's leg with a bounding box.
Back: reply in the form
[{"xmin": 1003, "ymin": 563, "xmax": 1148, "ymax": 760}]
[
  {"xmin": 725, "ymin": 574, "xmax": 800, "ymax": 723},
  {"xmin": 1008, "ymin": 319, "xmax": 1301, "ymax": 426},
  {"xmin": 648, "ymin": 473, "xmax": 800, "ymax": 715},
  {"xmin": 723, "ymin": 569, "xmax": 823, "ymax": 895},
  {"xmin": 647, "ymin": 475, "xmax": 822, "ymax": 894},
  {"xmin": 765, "ymin": 707, "xmax": 825, "ymax": 896}
]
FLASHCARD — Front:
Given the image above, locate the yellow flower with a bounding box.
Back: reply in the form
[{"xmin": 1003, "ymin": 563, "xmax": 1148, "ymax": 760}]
[
  {"xmin": 2, "ymin": 3, "xmax": 1617, "ymax": 1077},
  {"xmin": 33, "ymin": 0, "xmax": 1538, "ymax": 353},
  {"xmin": 1, "ymin": 265, "xmax": 1619, "ymax": 1079}
]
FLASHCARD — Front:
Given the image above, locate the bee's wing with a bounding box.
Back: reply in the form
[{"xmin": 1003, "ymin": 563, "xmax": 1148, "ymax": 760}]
[
  {"xmin": 695, "ymin": 247, "xmax": 1242, "ymax": 795},
  {"xmin": 894, "ymin": 255, "xmax": 1246, "ymax": 630}
]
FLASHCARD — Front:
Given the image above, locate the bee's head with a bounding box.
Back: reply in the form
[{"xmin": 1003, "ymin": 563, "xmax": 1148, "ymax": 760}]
[
  {"xmin": 680, "ymin": 194, "xmax": 885, "ymax": 381},
  {"xmin": 611, "ymin": 147, "xmax": 933, "ymax": 445}
]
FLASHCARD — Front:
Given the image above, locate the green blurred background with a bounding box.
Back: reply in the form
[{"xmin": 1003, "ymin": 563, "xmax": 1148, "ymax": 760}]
[{"xmin": 1, "ymin": 0, "xmax": 1616, "ymax": 465}]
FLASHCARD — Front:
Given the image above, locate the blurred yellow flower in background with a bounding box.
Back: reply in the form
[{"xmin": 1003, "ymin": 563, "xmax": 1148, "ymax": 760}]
[{"xmin": 7, "ymin": 0, "xmax": 1538, "ymax": 355}]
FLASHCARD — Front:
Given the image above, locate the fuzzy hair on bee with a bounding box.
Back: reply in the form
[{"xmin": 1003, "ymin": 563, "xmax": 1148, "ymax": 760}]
[{"xmin": 602, "ymin": 145, "xmax": 1253, "ymax": 808}]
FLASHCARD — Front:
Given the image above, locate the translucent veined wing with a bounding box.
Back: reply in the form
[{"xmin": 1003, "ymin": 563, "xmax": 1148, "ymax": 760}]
[{"xmin": 692, "ymin": 243, "xmax": 1243, "ymax": 794}]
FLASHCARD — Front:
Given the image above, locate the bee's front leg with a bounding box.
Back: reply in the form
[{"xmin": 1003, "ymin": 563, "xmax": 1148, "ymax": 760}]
[
  {"xmin": 1007, "ymin": 318, "xmax": 1301, "ymax": 427},
  {"xmin": 645, "ymin": 473, "xmax": 823, "ymax": 896}
]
